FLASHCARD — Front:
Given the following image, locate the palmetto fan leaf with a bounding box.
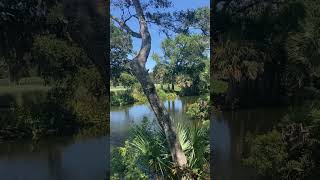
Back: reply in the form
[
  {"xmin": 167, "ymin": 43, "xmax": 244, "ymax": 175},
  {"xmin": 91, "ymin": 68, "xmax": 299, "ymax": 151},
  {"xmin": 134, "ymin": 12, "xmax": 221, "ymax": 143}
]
[{"xmin": 127, "ymin": 118, "xmax": 209, "ymax": 178}]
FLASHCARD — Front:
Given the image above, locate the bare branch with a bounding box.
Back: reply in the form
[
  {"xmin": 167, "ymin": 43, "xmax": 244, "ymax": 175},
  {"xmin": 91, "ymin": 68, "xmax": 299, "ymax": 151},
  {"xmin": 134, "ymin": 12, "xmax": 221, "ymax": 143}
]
[{"xmin": 111, "ymin": 15, "xmax": 142, "ymax": 38}]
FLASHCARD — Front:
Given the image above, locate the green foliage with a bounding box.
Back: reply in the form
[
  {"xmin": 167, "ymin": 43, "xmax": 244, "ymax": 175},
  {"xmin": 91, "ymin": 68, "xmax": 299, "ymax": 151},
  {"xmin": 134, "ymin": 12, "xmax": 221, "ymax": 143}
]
[
  {"xmin": 67, "ymin": 68, "xmax": 108, "ymax": 128},
  {"xmin": 0, "ymin": 0, "xmax": 59, "ymax": 83},
  {"xmin": 243, "ymin": 130, "xmax": 288, "ymax": 178},
  {"xmin": 111, "ymin": 90, "xmax": 135, "ymax": 106},
  {"xmin": 212, "ymin": 80, "xmax": 228, "ymax": 94},
  {"xmin": 119, "ymin": 72, "xmax": 138, "ymax": 89},
  {"xmin": 176, "ymin": 120, "xmax": 210, "ymax": 178},
  {"xmin": 173, "ymin": 7, "xmax": 210, "ymax": 35},
  {"xmin": 157, "ymin": 88, "xmax": 177, "ymax": 101},
  {"xmin": 0, "ymin": 66, "xmax": 108, "ymax": 140},
  {"xmin": 111, "ymin": 118, "xmax": 172, "ymax": 179},
  {"xmin": 32, "ymin": 35, "xmax": 87, "ymax": 84},
  {"xmin": 284, "ymin": 0, "xmax": 320, "ymax": 91},
  {"xmin": 154, "ymin": 34, "xmax": 209, "ymax": 96},
  {"xmin": 186, "ymin": 96, "xmax": 210, "ymax": 121},
  {"xmin": 212, "ymin": 0, "xmax": 313, "ymax": 108},
  {"xmin": 111, "ymin": 24, "xmax": 132, "ymax": 82},
  {"xmin": 244, "ymin": 100, "xmax": 320, "ymax": 179},
  {"xmin": 111, "ymin": 118, "xmax": 210, "ymax": 179},
  {"xmin": 111, "ymin": 141, "xmax": 149, "ymax": 180},
  {"xmin": 215, "ymin": 40, "xmax": 266, "ymax": 82}
]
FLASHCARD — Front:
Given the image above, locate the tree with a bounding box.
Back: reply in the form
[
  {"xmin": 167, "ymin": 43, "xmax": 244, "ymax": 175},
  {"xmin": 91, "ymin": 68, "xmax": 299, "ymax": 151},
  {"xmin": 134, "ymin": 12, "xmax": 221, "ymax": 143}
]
[
  {"xmin": 111, "ymin": 23, "xmax": 133, "ymax": 85},
  {"xmin": 285, "ymin": 0, "xmax": 320, "ymax": 91},
  {"xmin": 62, "ymin": 0, "xmax": 108, "ymax": 94},
  {"xmin": 152, "ymin": 58, "xmax": 168, "ymax": 89},
  {"xmin": 155, "ymin": 34, "xmax": 209, "ymax": 95},
  {"xmin": 0, "ymin": 0, "xmax": 57, "ymax": 83},
  {"xmin": 174, "ymin": 7, "xmax": 210, "ymax": 36},
  {"xmin": 212, "ymin": 0, "xmax": 305, "ymax": 108},
  {"xmin": 111, "ymin": 0, "xmax": 189, "ymax": 177},
  {"xmin": 31, "ymin": 34, "xmax": 87, "ymax": 85}
]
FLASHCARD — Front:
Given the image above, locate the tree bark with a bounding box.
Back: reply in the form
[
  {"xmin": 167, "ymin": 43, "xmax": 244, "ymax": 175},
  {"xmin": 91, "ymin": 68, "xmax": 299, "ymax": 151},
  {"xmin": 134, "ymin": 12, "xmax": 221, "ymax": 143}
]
[{"xmin": 130, "ymin": 0, "xmax": 188, "ymax": 174}]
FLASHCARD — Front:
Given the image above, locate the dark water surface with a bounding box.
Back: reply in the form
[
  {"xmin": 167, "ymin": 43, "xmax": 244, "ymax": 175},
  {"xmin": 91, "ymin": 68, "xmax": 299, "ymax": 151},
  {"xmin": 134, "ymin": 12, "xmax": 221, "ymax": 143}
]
[
  {"xmin": 212, "ymin": 107, "xmax": 288, "ymax": 180},
  {"xmin": 110, "ymin": 97, "xmax": 198, "ymax": 147},
  {"xmin": 0, "ymin": 136, "xmax": 108, "ymax": 180}
]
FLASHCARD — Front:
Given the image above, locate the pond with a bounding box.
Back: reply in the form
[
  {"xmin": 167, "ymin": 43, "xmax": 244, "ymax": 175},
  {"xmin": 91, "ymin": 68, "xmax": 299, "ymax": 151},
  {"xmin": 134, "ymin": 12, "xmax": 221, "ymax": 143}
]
[
  {"xmin": 0, "ymin": 135, "xmax": 108, "ymax": 180},
  {"xmin": 211, "ymin": 107, "xmax": 288, "ymax": 180},
  {"xmin": 110, "ymin": 97, "xmax": 198, "ymax": 147}
]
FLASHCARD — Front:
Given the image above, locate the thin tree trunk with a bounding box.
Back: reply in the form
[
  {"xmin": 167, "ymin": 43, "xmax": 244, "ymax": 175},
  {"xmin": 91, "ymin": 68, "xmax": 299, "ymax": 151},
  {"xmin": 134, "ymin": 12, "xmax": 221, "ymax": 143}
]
[
  {"xmin": 131, "ymin": 60, "xmax": 188, "ymax": 171},
  {"xmin": 130, "ymin": 0, "xmax": 188, "ymax": 175}
]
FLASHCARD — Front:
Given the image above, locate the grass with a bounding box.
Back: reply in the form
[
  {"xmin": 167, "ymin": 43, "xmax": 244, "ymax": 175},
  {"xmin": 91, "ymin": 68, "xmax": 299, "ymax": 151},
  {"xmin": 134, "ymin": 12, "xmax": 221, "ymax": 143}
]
[
  {"xmin": 0, "ymin": 77, "xmax": 45, "ymax": 86},
  {"xmin": 0, "ymin": 85, "xmax": 51, "ymax": 95},
  {"xmin": 111, "ymin": 84, "xmax": 181, "ymax": 92},
  {"xmin": 110, "ymin": 86, "xmax": 127, "ymax": 92},
  {"xmin": 0, "ymin": 77, "xmax": 51, "ymax": 107},
  {"xmin": 155, "ymin": 84, "xmax": 181, "ymax": 92}
]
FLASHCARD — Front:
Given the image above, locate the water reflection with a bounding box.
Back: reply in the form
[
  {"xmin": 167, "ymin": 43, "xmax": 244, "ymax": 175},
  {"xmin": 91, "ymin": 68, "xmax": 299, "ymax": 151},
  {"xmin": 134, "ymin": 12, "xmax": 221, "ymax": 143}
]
[
  {"xmin": 0, "ymin": 136, "xmax": 108, "ymax": 180},
  {"xmin": 110, "ymin": 97, "xmax": 196, "ymax": 147},
  {"xmin": 212, "ymin": 107, "xmax": 287, "ymax": 180}
]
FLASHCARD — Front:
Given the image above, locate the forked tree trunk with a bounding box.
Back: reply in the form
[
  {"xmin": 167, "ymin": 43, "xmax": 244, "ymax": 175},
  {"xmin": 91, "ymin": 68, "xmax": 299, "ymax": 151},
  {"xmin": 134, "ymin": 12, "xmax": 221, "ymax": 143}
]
[{"xmin": 130, "ymin": 0, "xmax": 188, "ymax": 176}]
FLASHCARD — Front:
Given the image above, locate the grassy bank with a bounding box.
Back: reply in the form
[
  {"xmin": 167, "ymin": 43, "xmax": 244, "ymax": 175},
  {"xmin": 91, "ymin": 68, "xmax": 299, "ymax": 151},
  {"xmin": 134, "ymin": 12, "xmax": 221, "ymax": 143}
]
[
  {"xmin": 110, "ymin": 85, "xmax": 178, "ymax": 106},
  {"xmin": 0, "ymin": 77, "xmax": 108, "ymax": 141}
]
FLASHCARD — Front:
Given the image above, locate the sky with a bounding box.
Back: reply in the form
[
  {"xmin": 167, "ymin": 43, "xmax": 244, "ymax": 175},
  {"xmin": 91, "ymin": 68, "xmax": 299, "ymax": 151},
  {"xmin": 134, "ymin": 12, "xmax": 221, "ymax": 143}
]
[{"xmin": 111, "ymin": 0, "xmax": 210, "ymax": 70}]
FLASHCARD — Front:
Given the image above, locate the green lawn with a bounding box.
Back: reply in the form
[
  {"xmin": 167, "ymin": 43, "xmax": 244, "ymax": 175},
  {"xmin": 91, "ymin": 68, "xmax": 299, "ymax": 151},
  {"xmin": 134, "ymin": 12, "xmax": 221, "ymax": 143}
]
[
  {"xmin": 0, "ymin": 77, "xmax": 45, "ymax": 86},
  {"xmin": 111, "ymin": 84, "xmax": 181, "ymax": 92},
  {"xmin": 0, "ymin": 85, "xmax": 51, "ymax": 95},
  {"xmin": 110, "ymin": 86, "xmax": 127, "ymax": 92}
]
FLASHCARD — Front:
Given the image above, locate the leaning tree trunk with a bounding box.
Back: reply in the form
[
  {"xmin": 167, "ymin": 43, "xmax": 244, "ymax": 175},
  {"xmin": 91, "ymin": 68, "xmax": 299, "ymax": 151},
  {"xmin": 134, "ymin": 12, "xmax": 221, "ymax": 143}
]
[{"xmin": 130, "ymin": 0, "xmax": 188, "ymax": 176}]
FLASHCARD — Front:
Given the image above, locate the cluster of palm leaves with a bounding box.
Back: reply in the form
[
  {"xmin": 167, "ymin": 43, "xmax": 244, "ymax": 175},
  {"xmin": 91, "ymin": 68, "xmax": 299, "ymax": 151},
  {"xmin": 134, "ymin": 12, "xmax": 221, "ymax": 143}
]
[{"xmin": 111, "ymin": 116, "xmax": 210, "ymax": 179}]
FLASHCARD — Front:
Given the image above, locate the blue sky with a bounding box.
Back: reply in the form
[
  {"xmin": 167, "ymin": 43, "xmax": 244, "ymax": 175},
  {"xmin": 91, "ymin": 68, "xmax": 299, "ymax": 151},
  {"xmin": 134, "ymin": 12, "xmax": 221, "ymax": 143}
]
[{"xmin": 111, "ymin": 0, "xmax": 210, "ymax": 70}]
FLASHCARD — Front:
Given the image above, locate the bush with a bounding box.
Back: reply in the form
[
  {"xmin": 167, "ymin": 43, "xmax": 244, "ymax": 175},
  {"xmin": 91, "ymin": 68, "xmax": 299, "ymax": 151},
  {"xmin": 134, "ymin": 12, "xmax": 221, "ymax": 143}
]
[
  {"xmin": 211, "ymin": 80, "xmax": 228, "ymax": 94},
  {"xmin": 243, "ymin": 126, "xmax": 317, "ymax": 180},
  {"xmin": 243, "ymin": 130, "xmax": 288, "ymax": 178},
  {"xmin": 111, "ymin": 118, "xmax": 210, "ymax": 179},
  {"xmin": 186, "ymin": 96, "xmax": 210, "ymax": 121},
  {"xmin": 111, "ymin": 90, "xmax": 135, "ymax": 106},
  {"xmin": 157, "ymin": 88, "xmax": 177, "ymax": 101}
]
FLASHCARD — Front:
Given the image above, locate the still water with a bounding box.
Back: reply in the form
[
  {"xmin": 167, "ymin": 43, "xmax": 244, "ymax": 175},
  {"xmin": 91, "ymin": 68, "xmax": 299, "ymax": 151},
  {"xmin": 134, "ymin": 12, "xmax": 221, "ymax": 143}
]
[
  {"xmin": 212, "ymin": 107, "xmax": 287, "ymax": 180},
  {"xmin": 0, "ymin": 135, "xmax": 108, "ymax": 180},
  {"xmin": 110, "ymin": 97, "xmax": 198, "ymax": 147}
]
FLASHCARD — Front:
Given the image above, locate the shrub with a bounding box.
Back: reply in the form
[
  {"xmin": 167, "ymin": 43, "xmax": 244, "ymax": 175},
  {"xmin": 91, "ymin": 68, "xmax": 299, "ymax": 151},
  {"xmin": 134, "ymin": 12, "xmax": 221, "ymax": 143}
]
[
  {"xmin": 243, "ymin": 130, "xmax": 288, "ymax": 178},
  {"xmin": 111, "ymin": 118, "xmax": 210, "ymax": 179},
  {"xmin": 186, "ymin": 96, "xmax": 210, "ymax": 121},
  {"xmin": 111, "ymin": 90, "xmax": 135, "ymax": 106}
]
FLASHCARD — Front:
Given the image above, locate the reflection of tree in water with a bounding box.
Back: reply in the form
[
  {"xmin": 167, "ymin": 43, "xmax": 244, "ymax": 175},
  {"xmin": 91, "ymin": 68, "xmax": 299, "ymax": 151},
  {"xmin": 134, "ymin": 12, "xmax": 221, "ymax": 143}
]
[
  {"xmin": 47, "ymin": 142, "xmax": 68, "ymax": 180},
  {"xmin": 172, "ymin": 100, "xmax": 175, "ymax": 115},
  {"xmin": 212, "ymin": 108, "xmax": 287, "ymax": 180}
]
